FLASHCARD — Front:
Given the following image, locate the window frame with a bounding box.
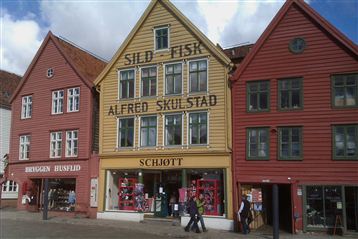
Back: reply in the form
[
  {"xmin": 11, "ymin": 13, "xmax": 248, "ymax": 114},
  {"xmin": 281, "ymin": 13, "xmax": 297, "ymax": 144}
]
[
  {"xmin": 331, "ymin": 73, "xmax": 358, "ymax": 108},
  {"xmin": 140, "ymin": 65, "xmax": 157, "ymax": 98},
  {"xmin": 246, "ymin": 127, "xmax": 270, "ymax": 160},
  {"xmin": 246, "ymin": 81, "xmax": 270, "ymax": 112},
  {"xmin": 19, "ymin": 135, "xmax": 31, "ymax": 160},
  {"xmin": 139, "ymin": 115, "xmax": 157, "ymax": 148},
  {"xmin": 21, "ymin": 95, "xmax": 32, "ymax": 119},
  {"xmin": 188, "ymin": 58, "xmax": 209, "ymax": 94},
  {"xmin": 2, "ymin": 180, "xmax": 18, "ymax": 193},
  {"xmin": 278, "ymin": 78, "xmax": 303, "ymax": 111},
  {"xmin": 118, "ymin": 68, "xmax": 136, "ymax": 99},
  {"xmin": 163, "ymin": 62, "xmax": 183, "ymax": 96},
  {"xmin": 188, "ymin": 111, "xmax": 209, "ymax": 146},
  {"xmin": 278, "ymin": 126, "xmax": 303, "ymax": 160},
  {"xmin": 154, "ymin": 26, "xmax": 170, "ymax": 52},
  {"xmin": 65, "ymin": 130, "xmax": 78, "ymax": 157},
  {"xmin": 47, "ymin": 68, "xmax": 54, "ymax": 78},
  {"xmin": 117, "ymin": 117, "xmax": 135, "ymax": 148},
  {"xmin": 164, "ymin": 113, "xmax": 183, "ymax": 147},
  {"xmin": 332, "ymin": 124, "xmax": 358, "ymax": 160},
  {"xmin": 67, "ymin": 87, "xmax": 80, "ymax": 113},
  {"xmin": 50, "ymin": 131, "xmax": 62, "ymax": 158},
  {"xmin": 51, "ymin": 90, "xmax": 64, "ymax": 115}
]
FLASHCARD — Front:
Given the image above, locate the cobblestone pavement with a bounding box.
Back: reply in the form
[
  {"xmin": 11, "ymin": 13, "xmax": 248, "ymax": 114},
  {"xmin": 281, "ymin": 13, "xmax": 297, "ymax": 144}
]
[{"xmin": 0, "ymin": 208, "xmax": 356, "ymax": 239}]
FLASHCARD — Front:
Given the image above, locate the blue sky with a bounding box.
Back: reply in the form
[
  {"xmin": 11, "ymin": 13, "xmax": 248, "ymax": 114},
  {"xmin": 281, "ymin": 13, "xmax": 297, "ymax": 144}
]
[{"xmin": 1, "ymin": 0, "xmax": 357, "ymax": 76}]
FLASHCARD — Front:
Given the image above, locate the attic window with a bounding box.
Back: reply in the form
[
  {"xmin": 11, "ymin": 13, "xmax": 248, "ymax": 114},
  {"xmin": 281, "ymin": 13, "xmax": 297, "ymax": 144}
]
[
  {"xmin": 154, "ymin": 26, "xmax": 169, "ymax": 51},
  {"xmin": 47, "ymin": 68, "xmax": 54, "ymax": 78},
  {"xmin": 289, "ymin": 37, "xmax": 306, "ymax": 54}
]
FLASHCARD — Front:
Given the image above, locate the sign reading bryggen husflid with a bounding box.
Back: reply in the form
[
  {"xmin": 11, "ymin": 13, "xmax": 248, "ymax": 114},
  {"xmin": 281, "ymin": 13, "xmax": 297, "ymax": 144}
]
[{"xmin": 94, "ymin": 0, "xmax": 234, "ymax": 230}]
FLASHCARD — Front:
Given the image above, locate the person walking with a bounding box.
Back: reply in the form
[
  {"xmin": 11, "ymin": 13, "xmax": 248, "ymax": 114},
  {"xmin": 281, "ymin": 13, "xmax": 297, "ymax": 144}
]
[
  {"xmin": 184, "ymin": 196, "xmax": 201, "ymax": 233},
  {"xmin": 238, "ymin": 194, "xmax": 251, "ymax": 234},
  {"xmin": 196, "ymin": 194, "xmax": 207, "ymax": 232}
]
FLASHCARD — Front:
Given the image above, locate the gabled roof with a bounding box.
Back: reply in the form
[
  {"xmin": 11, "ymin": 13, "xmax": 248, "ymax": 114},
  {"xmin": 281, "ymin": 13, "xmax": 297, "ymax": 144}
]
[
  {"xmin": 0, "ymin": 70, "xmax": 22, "ymax": 110},
  {"xmin": 231, "ymin": 0, "xmax": 358, "ymax": 81},
  {"xmin": 10, "ymin": 31, "xmax": 107, "ymax": 103},
  {"xmin": 94, "ymin": 0, "xmax": 231, "ymax": 86}
]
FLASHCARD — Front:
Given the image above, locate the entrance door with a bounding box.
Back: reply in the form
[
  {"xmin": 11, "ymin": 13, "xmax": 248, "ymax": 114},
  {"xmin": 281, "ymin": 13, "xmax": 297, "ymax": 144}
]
[{"xmin": 345, "ymin": 186, "xmax": 358, "ymax": 231}]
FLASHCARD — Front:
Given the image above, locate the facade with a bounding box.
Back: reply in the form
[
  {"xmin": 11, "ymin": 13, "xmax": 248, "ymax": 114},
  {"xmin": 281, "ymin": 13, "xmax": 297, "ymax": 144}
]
[
  {"xmin": 7, "ymin": 32, "xmax": 106, "ymax": 217},
  {"xmin": 0, "ymin": 70, "xmax": 21, "ymax": 206},
  {"xmin": 231, "ymin": 0, "xmax": 358, "ymax": 234},
  {"xmin": 94, "ymin": 0, "xmax": 234, "ymax": 230}
]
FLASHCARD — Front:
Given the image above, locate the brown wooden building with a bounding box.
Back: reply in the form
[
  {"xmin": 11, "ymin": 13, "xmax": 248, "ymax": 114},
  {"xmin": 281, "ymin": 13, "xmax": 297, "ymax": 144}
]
[
  {"xmin": 231, "ymin": 0, "xmax": 358, "ymax": 234},
  {"xmin": 6, "ymin": 32, "xmax": 106, "ymax": 218}
]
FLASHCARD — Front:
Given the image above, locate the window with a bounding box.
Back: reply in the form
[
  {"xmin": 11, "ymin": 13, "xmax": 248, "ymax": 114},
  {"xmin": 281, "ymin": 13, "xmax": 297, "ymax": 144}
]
[
  {"xmin": 189, "ymin": 59, "xmax": 207, "ymax": 93},
  {"xmin": 19, "ymin": 135, "xmax": 30, "ymax": 160},
  {"xmin": 247, "ymin": 128, "xmax": 269, "ymax": 159},
  {"xmin": 279, "ymin": 78, "xmax": 302, "ymax": 110},
  {"xmin": 50, "ymin": 132, "xmax": 62, "ymax": 158},
  {"xmin": 21, "ymin": 95, "xmax": 32, "ymax": 119},
  {"xmin": 333, "ymin": 125, "xmax": 357, "ymax": 160},
  {"xmin": 2, "ymin": 181, "xmax": 18, "ymax": 192},
  {"xmin": 154, "ymin": 27, "xmax": 169, "ymax": 51},
  {"xmin": 289, "ymin": 37, "xmax": 306, "ymax": 54},
  {"xmin": 119, "ymin": 69, "xmax": 135, "ymax": 99},
  {"xmin": 189, "ymin": 112, "xmax": 208, "ymax": 145},
  {"xmin": 165, "ymin": 114, "xmax": 182, "ymax": 146},
  {"xmin": 165, "ymin": 63, "xmax": 182, "ymax": 95},
  {"xmin": 141, "ymin": 67, "xmax": 157, "ymax": 97},
  {"xmin": 47, "ymin": 68, "xmax": 54, "ymax": 78},
  {"xmin": 278, "ymin": 127, "xmax": 302, "ymax": 159},
  {"xmin": 247, "ymin": 81, "xmax": 269, "ymax": 112},
  {"xmin": 66, "ymin": 130, "xmax": 78, "ymax": 157},
  {"xmin": 140, "ymin": 116, "xmax": 157, "ymax": 147},
  {"xmin": 118, "ymin": 118, "xmax": 134, "ymax": 148},
  {"xmin": 332, "ymin": 74, "xmax": 358, "ymax": 107},
  {"xmin": 67, "ymin": 87, "xmax": 80, "ymax": 112},
  {"xmin": 52, "ymin": 90, "xmax": 64, "ymax": 114}
]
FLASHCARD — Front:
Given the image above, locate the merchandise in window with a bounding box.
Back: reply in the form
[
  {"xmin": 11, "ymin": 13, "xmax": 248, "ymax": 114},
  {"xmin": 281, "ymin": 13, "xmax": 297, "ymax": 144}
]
[
  {"xmin": 120, "ymin": 70, "xmax": 135, "ymax": 99},
  {"xmin": 189, "ymin": 60, "xmax": 207, "ymax": 93},
  {"xmin": 247, "ymin": 128, "xmax": 269, "ymax": 159},
  {"xmin": 41, "ymin": 179, "xmax": 76, "ymax": 212},
  {"xmin": 165, "ymin": 63, "xmax": 182, "ymax": 95},
  {"xmin": 19, "ymin": 135, "xmax": 30, "ymax": 160},
  {"xmin": 189, "ymin": 112, "xmax": 207, "ymax": 145},
  {"xmin": 67, "ymin": 87, "xmax": 80, "ymax": 112},
  {"xmin": 155, "ymin": 27, "xmax": 169, "ymax": 51},
  {"xmin": 140, "ymin": 116, "xmax": 157, "ymax": 147},
  {"xmin": 21, "ymin": 95, "xmax": 32, "ymax": 119},
  {"xmin": 66, "ymin": 130, "xmax": 78, "ymax": 157},
  {"xmin": 332, "ymin": 74, "xmax": 357, "ymax": 107},
  {"xmin": 118, "ymin": 118, "xmax": 134, "ymax": 148},
  {"xmin": 279, "ymin": 78, "xmax": 302, "ymax": 110},
  {"xmin": 247, "ymin": 81, "xmax": 269, "ymax": 112},
  {"xmin": 52, "ymin": 90, "xmax": 64, "ymax": 114},
  {"xmin": 50, "ymin": 132, "xmax": 62, "ymax": 158},
  {"xmin": 141, "ymin": 67, "xmax": 157, "ymax": 97},
  {"xmin": 165, "ymin": 114, "xmax": 182, "ymax": 146},
  {"xmin": 279, "ymin": 127, "xmax": 302, "ymax": 159},
  {"xmin": 333, "ymin": 125, "xmax": 357, "ymax": 160}
]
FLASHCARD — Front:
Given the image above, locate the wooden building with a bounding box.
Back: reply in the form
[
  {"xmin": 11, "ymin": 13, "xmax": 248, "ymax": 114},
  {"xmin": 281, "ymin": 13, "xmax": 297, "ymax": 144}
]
[
  {"xmin": 6, "ymin": 32, "xmax": 106, "ymax": 218},
  {"xmin": 231, "ymin": 0, "xmax": 358, "ymax": 234},
  {"xmin": 94, "ymin": 0, "xmax": 234, "ymax": 230}
]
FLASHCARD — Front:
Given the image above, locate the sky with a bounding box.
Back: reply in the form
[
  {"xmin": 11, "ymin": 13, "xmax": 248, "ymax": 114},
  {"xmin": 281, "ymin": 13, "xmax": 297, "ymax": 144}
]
[{"xmin": 1, "ymin": 0, "xmax": 357, "ymax": 76}]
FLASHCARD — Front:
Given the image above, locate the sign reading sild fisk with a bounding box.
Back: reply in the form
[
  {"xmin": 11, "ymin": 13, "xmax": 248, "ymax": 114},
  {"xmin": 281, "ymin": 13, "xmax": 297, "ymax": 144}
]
[{"xmin": 108, "ymin": 95, "xmax": 217, "ymax": 116}]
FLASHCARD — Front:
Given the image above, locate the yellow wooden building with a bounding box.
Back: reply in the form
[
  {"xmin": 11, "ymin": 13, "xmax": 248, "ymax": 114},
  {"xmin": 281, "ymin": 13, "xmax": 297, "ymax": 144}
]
[{"xmin": 94, "ymin": 0, "xmax": 233, "ymax": 230}]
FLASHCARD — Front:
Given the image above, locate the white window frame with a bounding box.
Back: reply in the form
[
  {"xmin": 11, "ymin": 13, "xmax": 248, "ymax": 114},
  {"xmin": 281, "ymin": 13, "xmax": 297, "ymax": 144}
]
[
  {"xmin": 153, "ymin": 26, "xmax": 170, "ymax": 52},
  {"xmin": 139, "ymin": 115, "xmax": 158, "ymax": 148},
  {"xmin": 67, "ymin": 87, "xmax": 80, "ymax": 112},
  {"xmin": 188, "ymin": 58, "xmax": 209, "ymax": 94},
  {"xmin": 52, "ymin": 90, "xmax": 64, "ymax": 114},
  {"xmin": 117, "ymin": 117, "xmax": 135, "ymax": 149},
  {"xmin": 140, "ymin": 65, "xmax": 158, "ymax": 98},
  {"xmin": 187, "ymin": 111, "xmax": 209, "ymax": 146},
  {"xmin": 47, "ymin": 68, "xmax": 54, "ymax": 78},
  {"xmin": 2, "ymin": 180, "xmax": 18, "ymax": 192},
  {"xmin": 21, "ymin": 95, "xmax": 32, "ymax": 119},
  {"xmin": 163, "ymin": 62, "xmax": 184, "ymax": 96},
  {"xmin": 19, "ymin": 135, "xmax": 30, "ymax": 160},
  {"xmin": 50, "ymin": 132, "xmax": 62, "ymax": 158},
  {"xmin": 66, "ymin": 130, "xmax": 78, "ymax": 157},
  {"xmin": 118, "ymin": 68, "xmax": 136, "ymax": 100},
  {"xmin": 163, "ymin": 113, "xmax": 183, "ymax": 147}
]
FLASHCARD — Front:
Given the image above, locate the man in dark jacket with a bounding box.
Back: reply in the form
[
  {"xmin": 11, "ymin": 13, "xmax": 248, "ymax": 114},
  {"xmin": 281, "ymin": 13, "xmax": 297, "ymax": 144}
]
[
  {"xmin": 184, "ymin": 196, "xmax": 201, "ymax": 233},
  {"xmin": 238, "ymin": 194, "xmax": 251, "ymax": 234}
]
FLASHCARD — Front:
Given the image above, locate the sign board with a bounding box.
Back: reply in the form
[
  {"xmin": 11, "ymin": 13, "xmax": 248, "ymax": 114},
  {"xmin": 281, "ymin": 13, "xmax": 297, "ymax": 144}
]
[
  {"xmin": 25, "ymin": 164, "xmax": 81, "ymax": 173},
  {"xmin": 90, "ymin": 178, "xmax": 98, "ymax": 207}
]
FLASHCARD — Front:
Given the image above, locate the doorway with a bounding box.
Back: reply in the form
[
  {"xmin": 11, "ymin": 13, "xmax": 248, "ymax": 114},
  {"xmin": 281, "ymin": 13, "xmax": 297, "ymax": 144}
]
[{"xmin": 345, "ymin": 186, "xmax": 358, "ymax": 232}]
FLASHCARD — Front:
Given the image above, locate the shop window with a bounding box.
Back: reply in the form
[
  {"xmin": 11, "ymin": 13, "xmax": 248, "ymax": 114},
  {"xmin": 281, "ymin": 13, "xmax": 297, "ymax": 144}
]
[
  {"xmin": 154, "ymin": 26, "xmax": 169, "ymax": 51},
  {"xmin": 247, "ymin": 81, "xmax": 269, "ymax": 112},
  {"xmin": 141, "ymin": 66, "xmax": 157, "ymax": 97},
  {"xmin": 332, "ymin": 73, "xmax": 357, "ymax": 107},
  {"xmin": 52, "ymin": 90, "xmax": 64, "ymax": 114},
  {"xmin": 21, "ymin": 95, "xmax": 32, "ymax": 119},
  {"xmin": 45, "ymin": 178, "xmax": 76, "ymax": 211},
  {"xmin": 165, "ymin": 63, "xmax": 182, "ymax": 95},
  {"xmin": 278, "ymin": 78, "xmax": 303, "ymax": 110},
  {"xmin": 333, "ymin": 125, "xmax": 357, "ymax": 160},
  {"xmin": 247, "ymin": 128, "xmax": 269, "ymax": 160},
  {"xmin": 50, "ymin": 132, "xmax": 62, "ymax": 158},
  {"xmin": 278, "ymin": 127, "xmax": 302, "ymax": 160},
  {"xmin": 119, "ymin": 69, "xmax": 135, "ymax": 99},
  {"xmin": 19, "ymin": 135, "xmax": 31, "ymax": 160},
  {"xmin": 306, "ymin": 185, "xmax": 343, "ymax": 229},
  {"xmin": 66, "ymin": 130, "xmax": 78, "ymax": 157},
  {"xmin": 67, "ymin": 87, "xmax": 80, "ymax": 112},
  {"xmin": 140, "ymin": 116, "xmax": 157, "ymax": 147},
  {"xmin": 118, "ymin": 118, "xmax": 134, "ymax": 148},
  {"xmin": 189, "ymin": 112, "xmax": 208, "ymax": 145},
  {"xmin": 189, "ymin": 59, "xmax": 207, "ymax": 93},
  {"xmin": 165, "ymin": 114, "xmax": 182, "ymax": 146}
]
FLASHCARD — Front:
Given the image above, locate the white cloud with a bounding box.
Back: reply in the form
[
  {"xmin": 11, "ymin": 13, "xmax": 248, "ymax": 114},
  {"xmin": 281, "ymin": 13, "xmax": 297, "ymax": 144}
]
[{"xmin": 1, "ymin": 11, "xmax": 43, "ymax": 75}]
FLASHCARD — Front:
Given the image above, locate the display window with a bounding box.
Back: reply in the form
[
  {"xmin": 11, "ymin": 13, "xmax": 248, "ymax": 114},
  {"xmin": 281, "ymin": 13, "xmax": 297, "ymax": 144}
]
[{"xmin": 42, "ymin": 178, "xmax": 76, "ymax": 212}]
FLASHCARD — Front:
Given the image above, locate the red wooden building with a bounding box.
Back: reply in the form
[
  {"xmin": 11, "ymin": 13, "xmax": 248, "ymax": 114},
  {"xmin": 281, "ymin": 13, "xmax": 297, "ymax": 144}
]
[
  {"xmin": 231, "ymin": 0, "xmax": 358, "ymax": 234},
  {"xmin": 6, "ymin": 32, "xmax": 106, "ymax": 218}
]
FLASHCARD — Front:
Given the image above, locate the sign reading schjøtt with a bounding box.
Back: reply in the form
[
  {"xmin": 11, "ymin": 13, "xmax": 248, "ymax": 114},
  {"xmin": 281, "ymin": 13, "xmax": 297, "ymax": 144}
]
[{"xmin": 25, "ymin": 164, "xmax": 81, "ymax": 173}]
